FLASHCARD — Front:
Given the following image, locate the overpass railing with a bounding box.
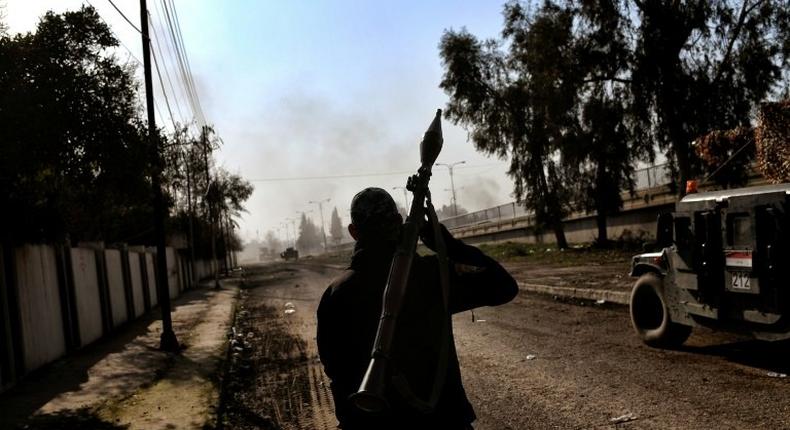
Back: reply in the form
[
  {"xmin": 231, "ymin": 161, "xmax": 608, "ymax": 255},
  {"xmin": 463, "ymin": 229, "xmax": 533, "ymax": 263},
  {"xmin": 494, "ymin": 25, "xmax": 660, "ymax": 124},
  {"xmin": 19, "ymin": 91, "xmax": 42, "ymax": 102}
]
[{"xmin": 441, "ymin": 163, "xmax": 671, "ymax": 230}]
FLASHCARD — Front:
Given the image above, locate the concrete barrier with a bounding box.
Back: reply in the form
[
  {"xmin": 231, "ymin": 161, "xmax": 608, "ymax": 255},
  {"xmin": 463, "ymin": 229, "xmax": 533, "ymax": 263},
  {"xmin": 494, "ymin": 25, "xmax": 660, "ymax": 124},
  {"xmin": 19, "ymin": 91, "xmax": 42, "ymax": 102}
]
[
  {"xmin": 145, "ymin": 253, "xmax": 157, "ymax": 307},
  {"xmin": 104, "ymin": 250, "xmax": 127, "ymax": 328},
  {"xmin": 70, "ymin": 248, "xmax": 103, "ymax": 346},
  {"xmin": 14, "ymin": 245, "xmax": 66, "ymax": 371},
  {"xmin": 128, "ymin": 252, "xmax": 145, "ymax": 318}
]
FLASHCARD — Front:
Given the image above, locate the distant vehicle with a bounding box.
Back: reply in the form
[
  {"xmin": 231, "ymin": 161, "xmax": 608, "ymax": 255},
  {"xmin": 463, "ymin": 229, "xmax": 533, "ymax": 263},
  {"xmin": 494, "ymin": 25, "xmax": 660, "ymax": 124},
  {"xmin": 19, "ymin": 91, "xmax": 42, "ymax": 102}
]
[
  {"xmin": 280, "ymin": 247, "xmax": 299, "ymax": 261},
  {"xmin": 629, "ymin": 183, "xmax": 789, "ymax": 347}
]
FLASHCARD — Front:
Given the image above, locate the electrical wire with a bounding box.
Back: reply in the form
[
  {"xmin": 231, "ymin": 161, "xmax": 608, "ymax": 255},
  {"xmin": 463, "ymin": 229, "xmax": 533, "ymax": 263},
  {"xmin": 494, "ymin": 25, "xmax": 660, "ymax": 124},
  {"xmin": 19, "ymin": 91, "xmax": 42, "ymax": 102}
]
[
  {"xmin": 85, "ymin": 0, "xmax": 142, "ymax": 65},
  {"xmin": 105, "ymin": 0, "xmax": 142, "ymax": 34},
  {"xmin": 150, "ymin": 1, "xmax": 188, "ymax": 123},
  {"xmin": 247, "ymin": 163, "xmax": 509, "ymax": 183},
  {"xmin": 148, "ymin": 12, "xmax": 184, "ymax": 127},
  {"xmin": 151, "ymin": 49, "xmax": 177, "ymax": 130},
  {"xmin": 159, "ymin": 0, "xmax": 205, "ymax": 127},
  {"xmin": 167, "ymin": 0, "xmax": 206, "ymax": 125},
  {"xmin": 153, "ymin": 0, "xmax": 196, "ymax": 126}
]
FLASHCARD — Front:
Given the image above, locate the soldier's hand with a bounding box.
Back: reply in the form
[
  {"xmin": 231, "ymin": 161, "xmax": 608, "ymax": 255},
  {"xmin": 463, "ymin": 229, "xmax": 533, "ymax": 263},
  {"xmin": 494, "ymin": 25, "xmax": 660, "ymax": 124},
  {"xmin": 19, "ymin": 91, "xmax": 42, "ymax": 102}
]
[{"xmin": 419, "ymin": 217, "xmax": 453, "ymax": 253}]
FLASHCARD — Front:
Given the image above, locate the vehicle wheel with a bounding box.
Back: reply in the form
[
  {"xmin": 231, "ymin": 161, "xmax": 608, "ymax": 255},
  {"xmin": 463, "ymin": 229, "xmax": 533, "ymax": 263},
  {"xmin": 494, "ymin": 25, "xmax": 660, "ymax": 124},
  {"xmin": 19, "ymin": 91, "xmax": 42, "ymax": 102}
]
[{"xmin": 630, "ymin": 273, "xmax": 692, "ymax": 348}]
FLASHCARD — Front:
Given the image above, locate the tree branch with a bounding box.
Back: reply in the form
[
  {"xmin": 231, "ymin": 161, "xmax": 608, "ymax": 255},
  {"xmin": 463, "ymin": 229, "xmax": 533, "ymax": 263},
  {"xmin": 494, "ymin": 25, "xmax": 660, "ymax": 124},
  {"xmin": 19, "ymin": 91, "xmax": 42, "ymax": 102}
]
[
  {"xmin": 713, "ymin": 0, "xmax": 766, "ymax": 84},
  {"xmin": 583, "ymin": 75, "xmax": 632, "ymax": 84}
]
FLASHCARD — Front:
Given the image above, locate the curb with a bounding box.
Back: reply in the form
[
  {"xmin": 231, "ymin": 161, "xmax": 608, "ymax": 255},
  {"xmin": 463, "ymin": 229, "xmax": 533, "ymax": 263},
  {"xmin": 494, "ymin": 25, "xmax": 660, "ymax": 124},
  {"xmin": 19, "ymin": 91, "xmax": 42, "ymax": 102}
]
[{"xmin": 518, "ymin": 282, "xmax": 630, "ymax": 305}]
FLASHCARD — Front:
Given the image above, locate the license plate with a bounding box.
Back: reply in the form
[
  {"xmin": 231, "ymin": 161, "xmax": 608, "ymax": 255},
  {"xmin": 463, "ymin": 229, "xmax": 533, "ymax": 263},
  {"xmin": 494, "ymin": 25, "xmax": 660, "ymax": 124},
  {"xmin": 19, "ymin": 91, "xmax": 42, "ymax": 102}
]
[{"xmin": 730, "ymin": 271, "xmax": 751, "ymax": 290}]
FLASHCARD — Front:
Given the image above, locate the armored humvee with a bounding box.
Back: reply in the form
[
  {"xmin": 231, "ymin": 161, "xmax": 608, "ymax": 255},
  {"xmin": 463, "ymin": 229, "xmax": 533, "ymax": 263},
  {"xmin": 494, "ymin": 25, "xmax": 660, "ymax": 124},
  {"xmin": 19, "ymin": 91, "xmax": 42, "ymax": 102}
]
[
  {"xmin": 629, "ymin": 183, "xmax": 790, "ymax": 347},
  {"xmin": 280, "ymin": 247, "xmax": 299, "ymax": 261}
]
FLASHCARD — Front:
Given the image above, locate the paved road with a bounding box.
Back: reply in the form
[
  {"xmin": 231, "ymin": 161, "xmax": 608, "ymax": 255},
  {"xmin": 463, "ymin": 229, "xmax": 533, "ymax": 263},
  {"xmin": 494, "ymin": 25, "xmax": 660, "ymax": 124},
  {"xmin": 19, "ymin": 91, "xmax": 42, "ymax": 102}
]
[{"xmin": 240, "ymin": 262, "xmax": 790, "ymax": 429}]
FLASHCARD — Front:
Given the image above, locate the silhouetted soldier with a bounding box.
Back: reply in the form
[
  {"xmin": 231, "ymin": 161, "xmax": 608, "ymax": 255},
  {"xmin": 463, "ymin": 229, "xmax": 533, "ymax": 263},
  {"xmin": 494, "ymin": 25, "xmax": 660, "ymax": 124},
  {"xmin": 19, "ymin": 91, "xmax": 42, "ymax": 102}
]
[{"xmin": 317, "ymin": 187, "xmax": 517, "ymax": 429}]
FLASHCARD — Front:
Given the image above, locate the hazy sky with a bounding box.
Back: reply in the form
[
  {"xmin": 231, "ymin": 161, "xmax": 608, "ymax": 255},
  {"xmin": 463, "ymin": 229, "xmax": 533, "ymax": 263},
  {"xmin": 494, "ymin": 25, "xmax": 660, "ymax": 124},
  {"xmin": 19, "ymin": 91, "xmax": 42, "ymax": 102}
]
[{"xmin": 7, "ymin": 1, "xmax": 515, "ymax": 243}]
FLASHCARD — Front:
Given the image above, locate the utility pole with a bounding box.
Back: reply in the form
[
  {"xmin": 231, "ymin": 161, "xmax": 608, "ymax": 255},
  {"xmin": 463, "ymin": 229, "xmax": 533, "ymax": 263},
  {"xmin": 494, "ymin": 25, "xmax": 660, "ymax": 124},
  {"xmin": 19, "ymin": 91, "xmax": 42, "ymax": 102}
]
[
  {"xmin": 200, "ymin": 126, "xmax": 219, "ymax": 289},
  {"xmin": 182, "ymin": 146, "xmax": 197, "ymax": 289},
  {"xmin": 392, "ymin": 186, "xmax": 409, "ymax": 211},
  {"xmin": 140, "ymin": 0, "xmax": 178, "ymax": 352},
  {"xmin": 309, "ymin": 198, "xmax": 330, "ymax": 252},
  {"xmin": 436, "ymin": 161, "xmax": 465, "ymax": 216}
]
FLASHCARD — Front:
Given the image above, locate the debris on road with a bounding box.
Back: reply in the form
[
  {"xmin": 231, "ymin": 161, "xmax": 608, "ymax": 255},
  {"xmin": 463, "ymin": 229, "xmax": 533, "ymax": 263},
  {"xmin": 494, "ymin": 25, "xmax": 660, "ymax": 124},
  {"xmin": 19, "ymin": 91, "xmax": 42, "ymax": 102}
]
[
  {"xmin": 767, "ymin": 372, "xmax": 787, "ymax": 378},
  {"xmin": 595, "ymin": 299, "xmax": 606, "ymax": 305},
  {"xmin": 526, "ymin": 354, "xmax": 536, "ymax": 360},
  {"xmin": 610, "ymin": 412, "xmax": 638, "ymax": 424}
]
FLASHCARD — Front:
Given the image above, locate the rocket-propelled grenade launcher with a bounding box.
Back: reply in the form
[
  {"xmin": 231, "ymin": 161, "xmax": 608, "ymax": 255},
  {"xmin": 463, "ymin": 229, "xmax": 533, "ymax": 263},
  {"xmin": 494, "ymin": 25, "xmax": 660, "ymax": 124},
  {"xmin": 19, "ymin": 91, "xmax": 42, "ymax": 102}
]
[{"xmin": 350, "ymin": 109, "xmax": 446, "ymax": 414}]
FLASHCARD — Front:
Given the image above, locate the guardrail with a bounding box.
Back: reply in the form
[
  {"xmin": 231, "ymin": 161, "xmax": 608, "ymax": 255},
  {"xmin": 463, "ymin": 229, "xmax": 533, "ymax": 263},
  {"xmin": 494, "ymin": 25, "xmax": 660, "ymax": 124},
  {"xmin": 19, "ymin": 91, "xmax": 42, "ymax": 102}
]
[{"xmin": 442, "ymin": 163, "xmax": 671, "ymax": 230}]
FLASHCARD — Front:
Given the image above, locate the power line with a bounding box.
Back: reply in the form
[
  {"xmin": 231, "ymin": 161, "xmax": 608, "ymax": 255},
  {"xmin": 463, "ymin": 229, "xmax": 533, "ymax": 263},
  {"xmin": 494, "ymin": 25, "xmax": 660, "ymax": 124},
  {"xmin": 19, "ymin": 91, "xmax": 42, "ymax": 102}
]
[
  {"xmin": 159, "ymin": 0, "xmax": 205, "ymax": 127},
  {"xmin": 168, "ymin": 0, "xmax": 206, "ymax": 125},
  {"xmin": 84, "ymin": 0, "xmax": 142, "ymax": 64},
  {"xmin": 105, "ymin": 0, "xmax": 142, "ymax": 34},
  {"xmin": 149, "ymin": 0, "xmax": 188, "ymax": 123},
  {"xmin": 158, "ymin": 0, "xmax": 201, "ymax": 127},
  {"xmin": 148, "ymin": 12, "xmax": 184, "ymax": 126},
  {"xmin": 151, "ymin": 48, "xmax": 177, "ymax": 129},
  {"xmin": 247, "ymin": 163, "xmax": 508, "ymax": 183}
]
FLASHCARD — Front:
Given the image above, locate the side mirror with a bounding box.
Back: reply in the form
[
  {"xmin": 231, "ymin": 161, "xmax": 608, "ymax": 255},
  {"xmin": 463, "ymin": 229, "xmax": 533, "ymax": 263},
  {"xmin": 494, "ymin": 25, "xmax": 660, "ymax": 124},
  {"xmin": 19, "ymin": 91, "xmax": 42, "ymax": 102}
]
[{"xmin": 656, "ymin": 213, "xmax": 674, "ymax": 249}]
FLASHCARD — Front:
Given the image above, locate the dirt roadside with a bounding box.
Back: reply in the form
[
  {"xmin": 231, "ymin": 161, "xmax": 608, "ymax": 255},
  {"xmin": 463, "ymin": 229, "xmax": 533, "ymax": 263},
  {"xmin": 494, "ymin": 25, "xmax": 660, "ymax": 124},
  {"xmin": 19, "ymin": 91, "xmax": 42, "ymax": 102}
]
[
  {"xmin": 216, "ymin": 263, "xmax": 336, "ymax": 430},
  {"xmin": 0, "ymin": 282, "xmax": 239, "ymax": 430}
]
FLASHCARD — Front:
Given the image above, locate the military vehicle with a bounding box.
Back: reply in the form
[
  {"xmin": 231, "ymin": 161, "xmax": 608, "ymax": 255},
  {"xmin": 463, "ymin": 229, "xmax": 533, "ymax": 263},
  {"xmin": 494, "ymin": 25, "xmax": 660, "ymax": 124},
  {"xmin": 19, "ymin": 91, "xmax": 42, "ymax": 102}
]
[
  {"xmin": 280, "ymin": 247, "xmax": 299, "ymax": 261},
  {"xmin": 629, "ymin": 183, "xmax": 790, "ymax": 347}
]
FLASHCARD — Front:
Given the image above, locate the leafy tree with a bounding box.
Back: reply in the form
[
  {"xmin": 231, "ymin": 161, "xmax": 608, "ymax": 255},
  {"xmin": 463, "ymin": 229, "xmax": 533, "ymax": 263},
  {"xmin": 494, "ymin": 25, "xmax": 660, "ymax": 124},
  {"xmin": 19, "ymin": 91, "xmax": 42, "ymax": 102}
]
[
  {"xmin": 440, "ymin": 1, "xmax": 582, "ymax": 248},
  {"xmin": 629, "ymin": 0, "xmax": 790, "ymax": 194},
  {"xmin": 329, "ymin": 207, "xmax": 344, "ymax": 245},
  {"xmin": 436, "ymin": 204, "xmax": 468, "ymax": 220},
  {"xmin": 565, "ymin": 1, "xmax": 643, "ymax": 245},
  {"xmin": 206, "ymin": 169, "xmax": 253, "ymax": 264},
  {"xmin": 296, "ymin": 213, "xmax": 322, "ymax": 253},
  {"xmin": 441, "ymin": 0, "xmax": 789, "ymax": 248},
  {"xmin": 0, "ymin": 6, "xmax": 155, "ymax": 244},
  {"xmin": 0, "ymin": 1, "xmax": 7, "ymax": 36}
]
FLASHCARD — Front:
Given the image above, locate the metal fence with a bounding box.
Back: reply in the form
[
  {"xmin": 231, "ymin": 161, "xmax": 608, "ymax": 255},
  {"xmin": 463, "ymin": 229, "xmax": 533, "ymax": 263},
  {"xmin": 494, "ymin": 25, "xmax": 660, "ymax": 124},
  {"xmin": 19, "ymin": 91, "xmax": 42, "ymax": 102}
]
[
  {"xmin": 441, "ymin": 163, "xmax": 672, "ymax": 230},
  {"xmin": 633, "ymin": 163, "xmax": 671, "ymax": 190}
]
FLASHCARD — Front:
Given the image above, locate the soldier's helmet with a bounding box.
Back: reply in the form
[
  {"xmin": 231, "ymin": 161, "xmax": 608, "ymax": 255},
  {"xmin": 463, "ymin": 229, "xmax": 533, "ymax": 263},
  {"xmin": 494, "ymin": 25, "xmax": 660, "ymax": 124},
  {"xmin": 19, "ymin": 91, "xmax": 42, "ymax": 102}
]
[{"xmin": 350, "ymin": 187, "xmax": 403, "ymax": 243}]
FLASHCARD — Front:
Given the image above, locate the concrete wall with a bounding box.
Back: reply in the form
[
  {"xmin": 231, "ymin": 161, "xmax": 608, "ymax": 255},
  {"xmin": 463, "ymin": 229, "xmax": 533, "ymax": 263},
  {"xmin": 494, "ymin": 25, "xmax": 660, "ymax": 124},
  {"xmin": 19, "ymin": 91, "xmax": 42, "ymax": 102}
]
[
  {"xmin": 128, "ymin": 252, "xmax": 145, "ymax": 318},
  {"xmin": 1, "ymin": 245, "xmax": 194, "ymax": 392},
  {"xmin": 145, "ymin": 253, "xmax": 158, "ymax": 307},
  {"xmin": 193, "ymin": 260, "xmax": 214, "ymax": 283},
  {"xmin": 70, "ymin": 248, "xmax": 103, "ymax": 346},
  {"xmin": 104, "ymin": 250, "xmax": 127, "ymax": 327},
  {"xmin": 14, "ymin": 245, "xmax": 66, "ymax": 372}
]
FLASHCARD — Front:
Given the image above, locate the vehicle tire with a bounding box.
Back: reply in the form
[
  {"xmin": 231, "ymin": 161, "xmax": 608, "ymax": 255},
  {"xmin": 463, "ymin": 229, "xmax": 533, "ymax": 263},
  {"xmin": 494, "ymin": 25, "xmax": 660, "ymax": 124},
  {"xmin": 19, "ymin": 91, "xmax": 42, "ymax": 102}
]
[{"xmin": 630, "ymin": 273, "xmax": 692, "ymax": 348}]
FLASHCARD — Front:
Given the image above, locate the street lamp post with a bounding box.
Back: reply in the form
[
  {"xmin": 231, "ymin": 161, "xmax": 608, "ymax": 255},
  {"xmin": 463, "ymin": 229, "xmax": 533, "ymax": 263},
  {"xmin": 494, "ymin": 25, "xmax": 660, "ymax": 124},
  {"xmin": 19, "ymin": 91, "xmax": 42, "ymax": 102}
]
[
  {"xmin": 308, "ymin": 198, "xmax": 331, "ymax": 252},
  {"xmin": 285, "ymin": 218, "xmax": 298, "ymax": 248},
  {"xmin": 279, "ymin": 223, "xmax": 290, "ymax": 248},
  {"xmin": 436, "ymin": 161, "xmax": 466, "ymax": 216}
]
